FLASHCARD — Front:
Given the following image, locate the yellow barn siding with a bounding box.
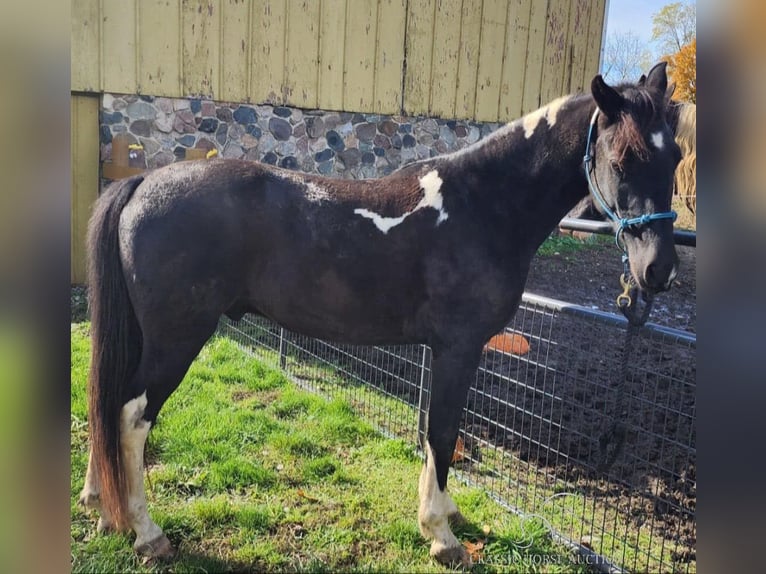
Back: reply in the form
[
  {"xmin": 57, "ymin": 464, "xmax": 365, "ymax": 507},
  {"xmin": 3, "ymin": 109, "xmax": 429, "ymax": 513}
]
[
  {"xmin": 373, "ymin": 0, "xmax": 407, "ymax": 113},
  {"xmin": 403, "ymin": 0, "xmax": 436, "ymax": 117},
  {"xmin": 521, "ymin": 0, "xmax": 548, "ymax": 114},
  {"xmin": 540, "ymin": 0, "xmax": 572, "ymax": 105},
  {"xmin": 71, "ymin": 0, "xmax": 606, "ymax": 122},
  {"xmin": 102, "ymin": 1, "xmax": 138, "ymax": 94},
  {"xmin": 71, "ymin": 95, "xmax": 100, "ymax": 284},
  {"xmin": 343, "ymin": 0, "xmax": 378, "ymax": 112},
  {"xmin": 220, "ymin": 0, "xmax": 252, "ymax": 103},
  {"xmin": 138, "ymin": 0, "xmax": 182, "ymax": 96},
  {"xmin": 429, "ymin": 0, "xmax": 463, "ymax": 118},
  {"xmin": 453, "ymin": 0, "xmax": 482, "ymax": 120},
  {"xmin": 567, "ymin": 0, "xmax": 593, "ymax": 94},
  {"xmin": 318, "ymin": 0, "xmax": 347, "ymax": 110},
  {"xmin": 499, "ymin": 0, "xmax": 533, "ymax": 120},
  {"xmin": 474, "ymin": 0, "xmax": 508, "ymax": 122},
  {"xmin": 250, "ymin": 0, "xmax": 286, "ymax": 104},
  {"xmin": 585, "ymin": 0, "xmax": 607, "ymax": 88},
  {"xmin": 182, "ymin": 0, "xmax": 221, "ymax": 98},
  {"xmin": 285, "ymin": 1, "xmax": 320, "ymax": 109},
  {"xmin": 71, "ymin": 0, "xmax": 100, "ymax": 92}
]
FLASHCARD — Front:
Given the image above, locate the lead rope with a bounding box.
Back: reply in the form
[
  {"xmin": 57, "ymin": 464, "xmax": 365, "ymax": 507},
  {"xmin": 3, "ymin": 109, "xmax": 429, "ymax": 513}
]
[
  {"xmin": 597, "ymin": 277, "xmax": 653, "ymax": 473},
  {"xmin": 583, "ymin": 107, "xmax": 668, "ymax": 473}
]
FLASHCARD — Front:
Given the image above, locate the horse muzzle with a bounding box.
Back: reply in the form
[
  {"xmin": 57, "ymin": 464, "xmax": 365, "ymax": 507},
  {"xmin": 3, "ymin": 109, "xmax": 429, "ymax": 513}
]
[{"xmin": 636, "ymin": 256, "xmax": 679, "ymax": 294}]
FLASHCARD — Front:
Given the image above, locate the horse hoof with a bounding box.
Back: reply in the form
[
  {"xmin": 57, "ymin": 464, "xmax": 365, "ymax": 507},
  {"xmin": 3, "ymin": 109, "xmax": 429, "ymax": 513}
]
[
  {"xmin": 134, "ymin": 535, "xmax": 175, "ymax": 560},
  {"xmin": 431, "ymin": 542, "xmax": 473, "ymax": 569}
]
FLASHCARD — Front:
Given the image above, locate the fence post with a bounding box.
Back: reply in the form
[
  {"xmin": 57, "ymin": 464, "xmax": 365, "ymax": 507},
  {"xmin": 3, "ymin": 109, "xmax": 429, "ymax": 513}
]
[
  {"xmin": 278, "ymin": 327, "xmax": 287, "ymax": 369},
  {"xmin": 416, "ymin": 345, "xmax": 429, "ymax": 450}
]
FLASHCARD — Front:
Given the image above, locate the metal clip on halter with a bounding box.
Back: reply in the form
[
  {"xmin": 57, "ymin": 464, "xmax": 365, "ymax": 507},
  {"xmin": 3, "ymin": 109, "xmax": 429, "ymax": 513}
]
[{"xmin": 616, "ymin": 274, "xmax": 632, "ymax": 308}]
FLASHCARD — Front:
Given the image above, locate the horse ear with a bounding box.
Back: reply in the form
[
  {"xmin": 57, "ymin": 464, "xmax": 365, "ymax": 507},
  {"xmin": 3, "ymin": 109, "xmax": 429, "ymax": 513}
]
[
  {"xmin": 665, "ymin": 82, "xmax": 677, "ymax": 105},
  {"xmin": 644, "ymin": 62, "xmax": 669, "ymax": 94},
  {"xmin": 637, "ymin": 74, "xmax": 647, "ymax": 86},
  {"xmin": 591, "ymin": 74, "xmax": 624, "ymax": 120}
]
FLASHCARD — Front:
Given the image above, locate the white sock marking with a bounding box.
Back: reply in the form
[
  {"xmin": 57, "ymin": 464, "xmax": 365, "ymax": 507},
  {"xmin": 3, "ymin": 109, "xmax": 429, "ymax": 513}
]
[
  {"xmin": 651, "ymin": 131, "xmax": 665, "ymax": 150},
  {"xmin": 418, "ymin": 442, "xmax": 461, "ymax": 552},
  {"xmin": 354, "ymin": 169, "xmax": 448, "ymax": 233},
  {"xmin": 120, "ymin": 392, "xmax": 164, "ymax": 547}
]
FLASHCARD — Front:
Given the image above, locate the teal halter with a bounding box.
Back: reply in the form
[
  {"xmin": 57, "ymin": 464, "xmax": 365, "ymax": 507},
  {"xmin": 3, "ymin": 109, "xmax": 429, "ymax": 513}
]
[{"xmin": 582, "ymin": 108, "xmax": 677, "ymax": 259}]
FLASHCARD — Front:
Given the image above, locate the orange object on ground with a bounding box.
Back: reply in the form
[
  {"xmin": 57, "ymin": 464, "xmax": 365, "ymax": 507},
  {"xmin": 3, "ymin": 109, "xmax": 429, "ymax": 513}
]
[
  {"xmin": 451, "ymin": 436, "xmax": 466, "ymax": 464},
  {"xmin": 484, "ymin": 332, "xmax": 530, "ymax": 355}
]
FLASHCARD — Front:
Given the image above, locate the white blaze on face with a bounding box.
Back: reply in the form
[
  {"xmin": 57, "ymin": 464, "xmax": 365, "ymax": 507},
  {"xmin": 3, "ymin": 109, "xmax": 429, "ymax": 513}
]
[
  {"xmin": 651, "ymin": 131, "xmax": 665, "ymax": 150},
  {"xmin": 120, "ymin": 392, "xmax": 165, "ymax": 547},
  {"xmin": 521, "ymin": 95, "xmax": 571, "ymax": 138},
  {"xmin": 354, "ymin": 169, "xmax": 448, "ymax": 233},
  {"xmin": 418, "ymin": 441, "xmax": 462, "ymax": 556}
]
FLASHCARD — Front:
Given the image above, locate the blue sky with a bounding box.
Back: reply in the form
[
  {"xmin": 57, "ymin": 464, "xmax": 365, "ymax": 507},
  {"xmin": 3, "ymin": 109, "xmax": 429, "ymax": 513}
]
[{"xmin": 604, "ymin": 0, "xmax": 669, "ymax": 44}]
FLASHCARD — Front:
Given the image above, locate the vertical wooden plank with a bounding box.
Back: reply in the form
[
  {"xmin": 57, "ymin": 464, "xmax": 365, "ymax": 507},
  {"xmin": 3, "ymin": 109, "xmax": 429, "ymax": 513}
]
[
  {"xmin": 521, "ymin": 0, "xmax": 547, "ymax": 114},
  {"xmin": 567, "ymin": 0, "xmax": 592, "ymax": 94},
  {"xmin": 318, "ymin": 0, "xmax": 347, "ymax": 110},
  {"xmin": 285, "ymin": 0, "xmax": 320, "ymax": 108},
  {"xmin": 251, "ymin": 0, "xmax": 287, "ymax": 104},
  {"xmin": 429, "ymin": 0, "xmax": 462, "ymax": 118},
  {"xmin": 454, "ymin": 0, "xmax": 482, "ymax": 120},
  {"xmin": 373, "ymin": 0, "xmax": 407, "ymax": 114},
  {"xmin": 474, "ymin": 0, "xmax": 508, "ymax": 122},
  {"xmin": 182, "ymin": 0, "xmax": 220, "ymax": 98},
  {"xmin": 102, "ymin": 1, "xmax": 137, "ymax": 94},
  {"xmin": 584, "ymin": 0, "xmax": 606, "ymax": 83},
  {"xmin": 71, "ymin": 0, "xmax": 100, "ymax": 91},
  {"xmin": 499, "ymin": 0, "xmax": 532, "ymax": 120},
  {"xmin": 71, "ymin": 95, "xmax": 100, "ymax": 284},
  {"xmin": 138, "ymin": 0, "xmax": 181, "ymax": 96},
  {"xmin": 403, "ymin": 0, "xmax": 436, "ymax": 116},
  {"xmin": 540, "ymin": 0, "xmax": 571, "ymax": 103},
  {"xmin": 344, "ymin": 0, "xmax": 378, "ymax": 112},
  {"xmin": 220, "ymin": 0, "xmax": 251, "ymax": 103}
]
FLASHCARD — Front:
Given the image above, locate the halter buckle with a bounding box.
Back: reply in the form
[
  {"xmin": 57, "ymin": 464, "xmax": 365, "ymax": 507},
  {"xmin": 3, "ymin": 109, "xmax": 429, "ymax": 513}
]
[{"xmin": 616, "ymin": 273, "xmax": 633, "ymax": 308}]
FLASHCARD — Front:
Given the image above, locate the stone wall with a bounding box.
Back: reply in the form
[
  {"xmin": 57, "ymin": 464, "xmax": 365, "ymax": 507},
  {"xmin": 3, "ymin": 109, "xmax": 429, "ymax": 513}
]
[{"xmin": 100, "ymin": 94, "xmax": 502, "ymax": 180}]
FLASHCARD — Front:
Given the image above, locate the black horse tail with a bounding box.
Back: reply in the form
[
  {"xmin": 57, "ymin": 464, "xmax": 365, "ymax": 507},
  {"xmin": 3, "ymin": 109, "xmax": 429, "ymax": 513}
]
[{"xmin": 86, "ymin": 175, "xmax": 144, "ymax": 531}]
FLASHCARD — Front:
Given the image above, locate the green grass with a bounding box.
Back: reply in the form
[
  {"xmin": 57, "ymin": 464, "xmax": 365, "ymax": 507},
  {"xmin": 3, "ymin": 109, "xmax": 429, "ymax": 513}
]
[
  {"xmin": 536, "ymin": 233, "xmax": 607, "ymax": 257},
  {"xmin": 71, "ymin": 324, "xmax": 585, "ymax": 573}
]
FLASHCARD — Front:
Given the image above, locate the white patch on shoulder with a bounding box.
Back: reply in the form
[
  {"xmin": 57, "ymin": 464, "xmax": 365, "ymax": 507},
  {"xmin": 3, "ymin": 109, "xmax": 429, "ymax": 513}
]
[
  {"xmin": 520, "ymin": 95, "xmax": 571, "ymax": 138},
  {"xmin": 354, "ymin": 169, "xmax": 448, "ymax": 233},
  {"xmin": 418, "ymin": 170, "xmax": 448, "ymax": 224},
  {"xmin": 651, "ymin": 131, "xmax": 665, "ymax": 150},
  {"xmin": 353, "ymin": 208, "xmax": 408, "ymax": 234}
]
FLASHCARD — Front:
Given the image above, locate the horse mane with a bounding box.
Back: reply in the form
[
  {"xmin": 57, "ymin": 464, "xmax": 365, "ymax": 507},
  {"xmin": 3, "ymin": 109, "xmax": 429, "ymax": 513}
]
[
  {"xmin": 671, "ymin": 102, "xmax": 696, "ymax": 214},
  {"xmin": 610, "ymin": 86, "xmax": 659, "ymax": 168}
]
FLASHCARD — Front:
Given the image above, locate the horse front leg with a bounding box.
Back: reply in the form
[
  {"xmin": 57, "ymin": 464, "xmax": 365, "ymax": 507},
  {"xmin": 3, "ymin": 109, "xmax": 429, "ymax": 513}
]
[{"xmin": 418, "ymin": 347, "xmax": 481, "ymax": 568}]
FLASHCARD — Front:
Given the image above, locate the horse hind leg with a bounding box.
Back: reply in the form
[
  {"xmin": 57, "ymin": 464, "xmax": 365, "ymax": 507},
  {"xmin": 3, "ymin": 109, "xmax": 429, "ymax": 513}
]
[
  {"xmin": 79, "ymin": 447, "xmax": 115, "ymax": 534},
  {"xmin": 418, "ymin": 348, "xmax": 481, "ymax": 568},
  {"xmin": 100, "ymin": 324, "xmax": 216, "ymax": 558}
]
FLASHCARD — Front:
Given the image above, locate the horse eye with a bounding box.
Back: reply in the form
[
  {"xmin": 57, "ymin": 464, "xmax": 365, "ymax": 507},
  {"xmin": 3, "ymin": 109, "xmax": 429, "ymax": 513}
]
[{"xmin": 609, "ymin": 160, "xmax": 623, "ymax": 174}]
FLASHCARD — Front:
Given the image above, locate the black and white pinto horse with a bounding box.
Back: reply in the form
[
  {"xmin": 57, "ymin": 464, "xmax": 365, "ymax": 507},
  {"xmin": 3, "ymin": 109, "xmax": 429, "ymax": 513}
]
[{"xmin": 80, "ymin": 63, "xmax": 681, "ymax": 567}]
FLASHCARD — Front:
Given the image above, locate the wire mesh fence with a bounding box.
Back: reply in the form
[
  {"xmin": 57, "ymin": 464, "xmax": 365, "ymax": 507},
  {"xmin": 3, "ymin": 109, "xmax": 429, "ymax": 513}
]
[{"xmin": 217, "ymin": 292, "xmax": 696, "ymax": 573}]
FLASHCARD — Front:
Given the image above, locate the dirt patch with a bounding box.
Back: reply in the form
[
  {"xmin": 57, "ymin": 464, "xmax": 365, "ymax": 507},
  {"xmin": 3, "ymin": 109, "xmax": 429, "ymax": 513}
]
[{"xmin": 525, "ymin": 238, "xmax": 696, "ymax": 333}]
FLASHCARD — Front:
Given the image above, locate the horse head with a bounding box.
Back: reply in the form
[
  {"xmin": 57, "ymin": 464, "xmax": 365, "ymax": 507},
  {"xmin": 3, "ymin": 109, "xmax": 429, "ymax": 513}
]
[{"xmin": 587, "ymin": 62, "xmax": 682, "ymax": 294}]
